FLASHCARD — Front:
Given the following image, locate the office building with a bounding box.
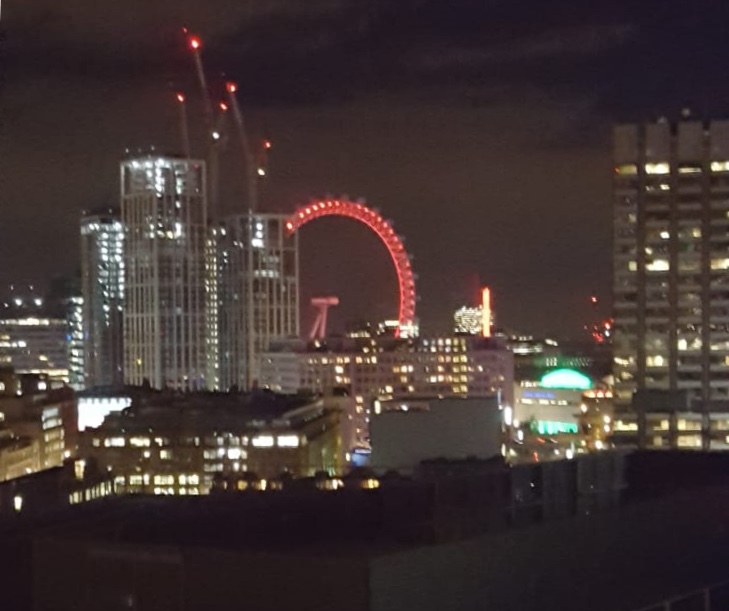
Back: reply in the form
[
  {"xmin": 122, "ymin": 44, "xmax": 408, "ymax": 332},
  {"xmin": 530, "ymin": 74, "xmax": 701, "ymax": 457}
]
[
  {"xmin": 80, "ymin": 208, "xmax": 124, "ymax": 388},
  {"xmin": 259, "ymin": 336, "xmax": 514, "ymax": 448},
  {"xmin": 67, "ymin": 296, "xmax": 84, "ymax": 390},
  {"xmin": 215, "ymin": 212, "xmax": 300, "ymax": 390},
  {"xmin": 0, "ymin": 316, "xmax": 69, "ymax": 383},
  {"xmin": 121, "ymin": 156, "xmax": 210, "ymax": 390},
  {"xmin": 613, "ymin": 119, "xmax": 729, "ymax": 448},
  {"xmin": 80, "ymin": 391, "xmax": 349, "ymax": 494},
  {"xmin": 453, "ymin": 287, "xmax": 493, "ymax": 336},
  {"xmin": 0, "ymin": 385, "xmax": 77, "ymax": 471}
]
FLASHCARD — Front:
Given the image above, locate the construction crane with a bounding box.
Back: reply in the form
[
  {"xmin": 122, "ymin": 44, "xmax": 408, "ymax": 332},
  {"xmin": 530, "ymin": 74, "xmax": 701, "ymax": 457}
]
[
  {"xmin": 225, "ymin": 81, "xmax": 258, "ymax": 213},
  {"xmin": 174, "ymin": 92, "xmax": 191, "ymax": 158}
]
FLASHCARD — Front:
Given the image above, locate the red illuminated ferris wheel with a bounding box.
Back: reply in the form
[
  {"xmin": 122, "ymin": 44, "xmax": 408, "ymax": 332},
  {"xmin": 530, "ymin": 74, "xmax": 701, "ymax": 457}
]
[{"xmin": 285, "ymin": 198, "xmax": 417, "ymax": 337}]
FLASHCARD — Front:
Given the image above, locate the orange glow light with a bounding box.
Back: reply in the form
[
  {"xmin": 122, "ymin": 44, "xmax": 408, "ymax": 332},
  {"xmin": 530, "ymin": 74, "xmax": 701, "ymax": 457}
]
[
  {"xmin": 481, "ymin": 286, "xmax": 492, "ymax": 338},
  {"xmin": 189, "ymin": 36, "xmax": 202, "ymax": 51}
]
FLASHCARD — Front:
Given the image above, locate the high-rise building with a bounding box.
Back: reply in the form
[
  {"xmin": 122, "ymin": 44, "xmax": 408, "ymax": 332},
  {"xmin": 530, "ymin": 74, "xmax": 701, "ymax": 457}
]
[
  {"xmin": 121, "ymin": 155, "xmax": 210, "ymax": 390},
  {"xmin": 80, "ymin": 208, "xmax": 124, "ymax": 388},
  {"xmin": 67, "ymin": 296, "xmax": 84, "ymax": 390},
  {"xmin": 215, "ymin": 213, "xmax": 299, "ymax": 390},
  {"xmin": 613, "ymin": 119, "xmax": 729, "ymax": 448}
]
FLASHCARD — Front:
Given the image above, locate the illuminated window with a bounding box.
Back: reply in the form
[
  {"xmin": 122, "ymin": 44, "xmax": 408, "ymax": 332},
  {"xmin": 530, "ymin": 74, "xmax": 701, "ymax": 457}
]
[
  {"xmin": 615, "ymin": 164, "xmax": 638, "ymax": 175},
  {"xmin": 711, "ymin": 161, "xmax": 729, "ymax": 172},
  {"xmin": 645, "ymin": 162, "xmax": 670, "ymax": 174},
  {"xmin": 646, "ymin": 355, "xmax": 666, "ymax": 367},
  {"xmin": 678, "ymin": 165, "xmax": 702, "ymax": 174},
  {"xmin": 646, "ymin": 259, "xmax": 669, "ymax": 272},
  {"xmin": 712, "ymin": 259, "xmax": 729, "ymax": 270},
  {"xmin": 251, "ymin": 435, "xmax": 275, "ymax": 448},
  {"xmin": 276, "ymin": 435, "xmax": 299, "ymax": 448}
]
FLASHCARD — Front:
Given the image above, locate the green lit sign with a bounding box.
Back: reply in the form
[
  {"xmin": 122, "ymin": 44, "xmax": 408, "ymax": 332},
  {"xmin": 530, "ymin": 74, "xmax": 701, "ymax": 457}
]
[
  {"xmin": 540, "ymin": 368, "xmax": 592, "ymax": 390},
  {"xmin": 531, "ymin": 420, "xmax": 579, "ymax": 435}
]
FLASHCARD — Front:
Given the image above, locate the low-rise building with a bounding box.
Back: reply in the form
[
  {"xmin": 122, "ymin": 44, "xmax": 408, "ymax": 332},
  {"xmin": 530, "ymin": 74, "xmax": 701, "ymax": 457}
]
[
  {"xmin": 0, "ymin": 385, "xmax": 77, "ymax": 471},
  {"xmin": 369, "ymin": 396, "xmax": 503, "ymax": 473},
  {"xmin": 259, "ymin": 336, "xmax": 513, "ymax": 449},
  {"xmin": 0, "ymin": 316, "xmax": 69, "ymax": 383},
  {"xmin": 81, "ymin": 391, "xmax": 352, "ymax": 495}
]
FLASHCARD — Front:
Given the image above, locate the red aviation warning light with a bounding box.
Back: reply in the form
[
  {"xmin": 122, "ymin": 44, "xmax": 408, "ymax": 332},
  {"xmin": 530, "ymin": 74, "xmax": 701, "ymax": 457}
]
[
  {"xmin": 219, "ymin": 101, "xmax": 229, "ymax": 112},
  {"xmin": 264, "ymin": 140, "xmax": 272, "ymax": 149},
  {"xmin": 188, "ymin": 35, "xmax": 202, "ymax": 51},
  {"xmin": 226, "ymin": 81, "xmax": 238, "ymax": 94},
  {"xmin": 176, "ymin": 92, "xmax": 186, "ymax": 104}
]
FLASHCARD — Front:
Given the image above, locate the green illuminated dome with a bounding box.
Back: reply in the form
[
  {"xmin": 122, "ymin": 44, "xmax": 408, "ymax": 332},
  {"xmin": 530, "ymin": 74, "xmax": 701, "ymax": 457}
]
[{"xmin": 540, "ymin": 368, "xmax": 592, "ymax": 390}]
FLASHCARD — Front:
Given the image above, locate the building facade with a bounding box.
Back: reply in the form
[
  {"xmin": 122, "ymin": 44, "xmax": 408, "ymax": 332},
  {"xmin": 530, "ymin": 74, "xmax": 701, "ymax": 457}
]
[
  {"xmin": 0, "ymin": 317, "xmax": 69, "ymax": 382},
  {"xmin": 121, "ymin": 156, "xmax": 210, "ymax": 390},
  {"xmin": 80, "ymin": 208, "xmax": 125, "ymax": 388},
  {"xmin": 80, "ymin": 393, "xmax": 348, "ymax": 495},
  {"xmin": 259, "ymin": 336, "xmax": 514, "ymax": 448},
  {"xmin": 613, "ymin": 119, "xmax": 729, "ymax": 448},
  {"xmin": 215, "ymin": 213, "xmax": 300, "ymax": 391}
]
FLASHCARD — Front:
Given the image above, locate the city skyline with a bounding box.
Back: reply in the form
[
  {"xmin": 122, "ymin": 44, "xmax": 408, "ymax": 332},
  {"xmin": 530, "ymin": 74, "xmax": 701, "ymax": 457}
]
[{"xmin": 5, "ymin": 1, "xmax": 729, "ymax": 336}]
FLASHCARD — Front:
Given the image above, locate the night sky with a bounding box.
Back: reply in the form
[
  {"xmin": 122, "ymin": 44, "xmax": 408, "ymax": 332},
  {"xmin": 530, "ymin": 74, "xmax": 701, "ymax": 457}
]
[{"xmin": 5, "ymin": 0, "xmax": 729, "ymax": 337}]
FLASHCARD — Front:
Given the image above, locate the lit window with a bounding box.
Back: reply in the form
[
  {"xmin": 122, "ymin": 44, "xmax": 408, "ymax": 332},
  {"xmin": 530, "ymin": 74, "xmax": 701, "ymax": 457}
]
[
  {"xmin": 646, "ymin": 355, "xmax": 666, "ymax": 367},
  {"xmin": 711, "ymin": 161, "xmax": 729, "ymax": 172},
  {"xmin": 645, "ymin": 162, "xmax": 670, "ymax": 174},
  {"xmin": 104, "ymin": 437, "xmax": 125, "ymax": 447},
  {"xmin": 251, "ymin": 435, "xmax": 275, "ymax": 448},
  {"xmin": 712, "ymin": 259, "xmax": 729, "ymax": 270},
  {"xmin": 678, "ymin": 166, "xmax": 702, "ymax": 174},
  {"xmin": 276, "ymin": 435, "xmax": 299, "ymax": 448},
  {"xmin": 646, "ymin": 259, "xmax": 669, "ymax": 272}
]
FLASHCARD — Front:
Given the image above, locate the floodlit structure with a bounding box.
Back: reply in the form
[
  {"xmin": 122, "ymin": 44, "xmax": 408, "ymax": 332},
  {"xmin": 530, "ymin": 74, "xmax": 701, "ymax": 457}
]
[
  {"xmin": 613, "ymin": 119, "xmax": 729, "ymax": 448},
  {"xmin": 121, "ymin": 155, "xmax": 210, "ymax": 390},
  {"xmin": 80, "ymin": 208, "xmax": 125, "ymax": 388},
  {"xmin": 453, "ymin": 286, "xmax": 493, "ymax": 336},
  {"xmin": 215, "ymin": 213, "xmax": 300, "ymax": 391}
]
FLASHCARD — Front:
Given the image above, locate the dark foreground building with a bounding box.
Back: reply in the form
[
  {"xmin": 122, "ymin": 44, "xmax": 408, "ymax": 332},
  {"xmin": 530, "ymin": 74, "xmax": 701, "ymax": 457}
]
[{"xmin": 2, "ymin": 451, "xmax": 729, "ymax": 610}]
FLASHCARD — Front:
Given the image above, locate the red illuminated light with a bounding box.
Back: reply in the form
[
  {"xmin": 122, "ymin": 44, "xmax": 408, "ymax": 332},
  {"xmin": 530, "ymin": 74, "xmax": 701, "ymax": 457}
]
[
  {"xmin": 219, "ymin": 101, "xmax": 229, "ymax": 111},
  {"xmin": 176, "ymin": 93, "xmax": 186, "ymax": 103},
  {"xmin": 285, "ymin": 198, "xmax": 416, "ymax": 336},
  {"xmin": 188, "ymin": 36, "xmax": 202, "ymax": 51},
  {"xmin": 226, "ymin": 82, "xmax": 238, "ymax": 94}
]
